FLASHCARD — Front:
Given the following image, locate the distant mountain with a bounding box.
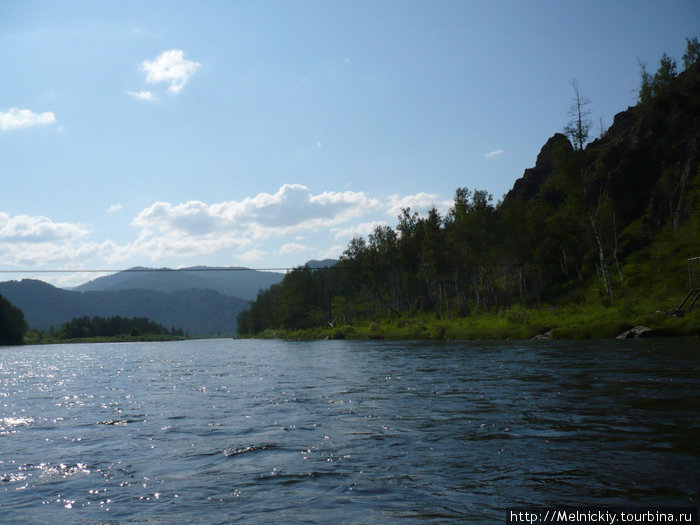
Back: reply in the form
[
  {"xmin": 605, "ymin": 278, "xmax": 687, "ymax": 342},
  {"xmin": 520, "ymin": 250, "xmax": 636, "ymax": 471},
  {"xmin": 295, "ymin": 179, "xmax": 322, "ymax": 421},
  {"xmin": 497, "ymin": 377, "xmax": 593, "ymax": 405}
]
[
  {"xmin": 0, "ymin": 279, "xmax": 248, "ymax": 336},
  {"xmin": 305, "ymin": 259, "xmax": 339, "ymax": 269},
  {"xmin": 72, "ymin": 266, "xmax": 285, "ymax": 301}
]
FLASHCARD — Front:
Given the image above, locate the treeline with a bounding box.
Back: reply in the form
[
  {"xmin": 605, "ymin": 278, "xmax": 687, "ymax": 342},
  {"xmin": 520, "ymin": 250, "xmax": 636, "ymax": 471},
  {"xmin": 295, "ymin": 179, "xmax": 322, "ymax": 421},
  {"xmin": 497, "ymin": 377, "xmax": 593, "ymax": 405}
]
[
  {"xmin": 237, "ymin": 185, "xmax": 580, "ymax": 334},
  {"xmin": 54, "ymin": 315, "xmax": 184, "ymax": 339},
  {"xmin": 0, "ymin": 294, "xmax": 27, "ymax": 345},
  {"xmin": 238, "ymin": 40, "xmax": 700, "ymax": 335},
  {"xmin": 638, "ymin": 37, "xmax": 699, "ymax": 104}
]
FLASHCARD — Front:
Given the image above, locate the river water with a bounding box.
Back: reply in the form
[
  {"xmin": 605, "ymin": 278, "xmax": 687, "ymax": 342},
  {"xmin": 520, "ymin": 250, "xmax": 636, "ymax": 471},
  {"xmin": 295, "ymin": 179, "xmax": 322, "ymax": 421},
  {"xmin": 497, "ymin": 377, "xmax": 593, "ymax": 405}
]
[{"xmin": 0, "ymin": 338, "xmax": 697, "ymax": 523}]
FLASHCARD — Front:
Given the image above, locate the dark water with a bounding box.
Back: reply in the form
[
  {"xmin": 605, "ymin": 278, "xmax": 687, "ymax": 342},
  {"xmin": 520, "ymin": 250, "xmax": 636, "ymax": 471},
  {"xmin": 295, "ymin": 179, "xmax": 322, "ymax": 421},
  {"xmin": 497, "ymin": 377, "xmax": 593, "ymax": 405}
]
[{"xmin": 0, "ymin": 338, "xmax": 697, "ymax": 523}]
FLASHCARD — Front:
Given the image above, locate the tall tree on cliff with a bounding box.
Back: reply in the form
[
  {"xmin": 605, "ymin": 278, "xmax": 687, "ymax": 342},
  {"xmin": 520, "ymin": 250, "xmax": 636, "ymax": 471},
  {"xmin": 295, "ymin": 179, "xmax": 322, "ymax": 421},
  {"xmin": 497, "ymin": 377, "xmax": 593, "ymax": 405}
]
[
  {"xmin": 682, "ymin": 36, "xmax": 700, "ymax": 69},
  {"xmin": 563, "ymin": 79, "xmax": 593, "ymax": 151}
]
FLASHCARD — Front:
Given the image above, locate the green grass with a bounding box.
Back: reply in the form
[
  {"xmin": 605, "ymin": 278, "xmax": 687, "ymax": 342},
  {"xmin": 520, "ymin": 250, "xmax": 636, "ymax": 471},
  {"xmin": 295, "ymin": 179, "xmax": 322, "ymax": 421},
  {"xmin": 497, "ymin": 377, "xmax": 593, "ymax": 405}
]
[{"xmin": 247, "ymin": 302, "xmax": 699, "ymax": 341}]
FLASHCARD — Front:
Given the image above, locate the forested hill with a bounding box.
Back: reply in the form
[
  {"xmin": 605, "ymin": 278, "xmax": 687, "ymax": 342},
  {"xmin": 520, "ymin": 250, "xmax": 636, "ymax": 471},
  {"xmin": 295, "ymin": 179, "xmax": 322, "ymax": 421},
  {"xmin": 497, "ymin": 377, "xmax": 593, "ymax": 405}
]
[
  {"xmin": 238, "ymin": 42, "xmax": 700, "ymax": 337},
  {"xmin": 0, "ymin": 279, "xmax": 248, "ymax": 336}
]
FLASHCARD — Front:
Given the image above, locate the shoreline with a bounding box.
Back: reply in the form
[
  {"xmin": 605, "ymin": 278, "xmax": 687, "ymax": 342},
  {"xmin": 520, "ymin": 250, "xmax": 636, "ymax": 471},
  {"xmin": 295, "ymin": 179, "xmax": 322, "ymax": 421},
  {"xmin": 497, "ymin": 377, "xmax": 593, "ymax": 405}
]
[
  {"xmin": 240, "ymin": 305, "xmax": 700, "ymax": 341},
  {"xmin": 21, "ymin": 334, "xmax": 195, "ymax": 345},
  {"xmin": 16, "ymin": 305, "xmax": 699, "ymax": 345}
]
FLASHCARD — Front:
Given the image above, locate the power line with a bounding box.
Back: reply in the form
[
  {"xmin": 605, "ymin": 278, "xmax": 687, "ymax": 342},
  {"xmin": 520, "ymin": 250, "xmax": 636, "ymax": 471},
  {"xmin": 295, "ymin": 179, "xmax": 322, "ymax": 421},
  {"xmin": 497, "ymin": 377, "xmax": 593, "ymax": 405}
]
[
  {"xmin": 0, "ymin": 255, "xmax": 695, "ymax": 275},
  {"xmin": 0, "ymin": 267, "xmax": 292, "ymax": 274}
]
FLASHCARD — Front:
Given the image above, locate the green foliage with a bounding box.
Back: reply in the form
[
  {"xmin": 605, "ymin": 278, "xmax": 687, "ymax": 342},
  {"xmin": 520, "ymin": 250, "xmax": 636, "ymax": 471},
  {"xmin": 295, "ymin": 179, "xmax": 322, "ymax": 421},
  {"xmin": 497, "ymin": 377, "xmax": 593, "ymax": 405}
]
[
  {"xmin": 655, "ymin": 52, "xmax": 678, "ymax": 85},
  {"xmin": 638, "ymin": 52, "xmax": 678, "ymax": 104},
  {"xmin": 682, "ymin": 37, "xmax": 700, "ymax": 70},
  {"xmin": 637, "ymin": 60, "xmax": 654, "ymax": 105},
  {"xmin": 637, "ymin": 36, "xmax": 700, "ymax": 105},
  {"xmin": 56, "ymin": 315, "xmax": 182, "ymax": 340},
  {"xmin": 0, "ymin": 294, "xmax": 28, "ymax": 345}
]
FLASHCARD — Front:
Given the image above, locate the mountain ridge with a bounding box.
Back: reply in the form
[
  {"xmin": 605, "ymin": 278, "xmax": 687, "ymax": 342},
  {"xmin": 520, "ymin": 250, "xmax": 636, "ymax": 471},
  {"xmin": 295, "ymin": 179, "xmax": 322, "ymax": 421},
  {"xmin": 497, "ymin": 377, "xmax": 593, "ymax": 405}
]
[
  {"xmin": 72, "ymin": 265, "xmax": 285, "ymax": 301},
  {"xmin": 0, "ymin": 260, "xmax": 339, "ymax": 336},
  {"xmin": 0, "ymin": 279, "xmax": 248, "ymax": 336}
]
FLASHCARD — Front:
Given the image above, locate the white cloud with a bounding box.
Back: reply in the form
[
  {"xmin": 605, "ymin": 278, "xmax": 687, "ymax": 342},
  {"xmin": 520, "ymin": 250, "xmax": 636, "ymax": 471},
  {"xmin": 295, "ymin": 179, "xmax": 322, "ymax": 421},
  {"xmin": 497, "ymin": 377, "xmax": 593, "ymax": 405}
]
[
  {"xmin": 0, "ymin": 213, "xmax": 89, "ymax": 243},
  {"xmin": 320, "ymin": 245, "xmax": 344, "ymax": 260},
  {"xmin": 0, "ymin": 212, "xmax": 119, "ymax": 275},
  {"xmin": 0, "ymin": 108, "xmax": 56, "ymax": 131},
  {"xmin": 133, "ymin": 200, "xmax": 216, "ymax": 236},
  {"xmin": 123, "ymin": 185, "xmax": 382, "ymax": 265},
  {"xmin": 128, "ymin": 27, "xmax": 147, "ymax": 37},
  {"xmin": 386, "ymin": 193, "xmax": 450, "ymax": 218},
  {"xmin": 332, "ymin": 221, "xmax": 389, "ymax": 240},
  {"xmin": 0, "ymin": 187, "xmax": 458, "ymax": 277},
  {"xmin": 127, "ymin": 90, "xmax": 158, "ymax": 101},
  {"xmin": 124, "ymin": 232, "xmax": 251, "ymax": 262},
  {"xmin": 141, "ymin": 50, "xmax": 200, "ymax": 93},
  {"xmin": 237, "ymin": 249, "xmax": 268, "ymax": 265},
  {"xmin": 280, "ymin": 243, "xmax": 310, "ymax": 254},
  {"xmin": 485, "ymin": 148, "xmax": 504, "ymax": 159},
  {"xmin": 132, "ymin": 184, "xmax": 382, "ymax": 239},
  {"xmin": 0, "ymin": 213, "xmax": 100, "ymax": 272},
  {"xmin": 0, "ymin": 241, "xmax": 102, "ymax": 268}
]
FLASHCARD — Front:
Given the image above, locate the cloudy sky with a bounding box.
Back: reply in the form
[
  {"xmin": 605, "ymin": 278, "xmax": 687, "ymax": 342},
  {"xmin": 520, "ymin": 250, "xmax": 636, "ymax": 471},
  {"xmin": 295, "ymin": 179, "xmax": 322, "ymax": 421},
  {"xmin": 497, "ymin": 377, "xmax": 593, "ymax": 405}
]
[{"xmin": 2, "ymin": 1, "xmax": 698, "ymax": 286}]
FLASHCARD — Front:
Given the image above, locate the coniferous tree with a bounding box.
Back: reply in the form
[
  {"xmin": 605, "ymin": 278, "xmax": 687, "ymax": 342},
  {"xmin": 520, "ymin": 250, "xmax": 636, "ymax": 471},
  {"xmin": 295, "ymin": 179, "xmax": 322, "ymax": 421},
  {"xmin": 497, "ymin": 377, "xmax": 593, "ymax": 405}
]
[
  {"xmin": 653, "ymin": 53, "xmax": 678, "ymax": 89},
  {"xmin": 682, "ymin": 37, "xmax": 700, "ymax": 70},
  {"xmin": 638, "ymin": 59, "xmax": 653, "ymax": 104}
]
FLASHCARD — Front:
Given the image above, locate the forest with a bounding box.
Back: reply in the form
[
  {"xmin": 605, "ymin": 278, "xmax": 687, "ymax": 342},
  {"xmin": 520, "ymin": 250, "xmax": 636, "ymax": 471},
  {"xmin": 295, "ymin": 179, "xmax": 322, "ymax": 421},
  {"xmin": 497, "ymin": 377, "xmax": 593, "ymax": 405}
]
[
  {"xmin": 237, "ymin": 38, "xmax": 700, "ymax": 338},
  {"xmin": 53, "ymin": 315, "xmax": 184, "ymax": 340}
]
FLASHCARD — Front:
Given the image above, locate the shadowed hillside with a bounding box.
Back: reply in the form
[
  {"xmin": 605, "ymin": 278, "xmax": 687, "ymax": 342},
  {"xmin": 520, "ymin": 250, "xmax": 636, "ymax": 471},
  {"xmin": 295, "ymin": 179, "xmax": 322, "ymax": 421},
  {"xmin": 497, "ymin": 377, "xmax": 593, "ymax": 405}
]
[{"xmin": 0, "ymin": 279, "xmax": 249, "ymax": 336}]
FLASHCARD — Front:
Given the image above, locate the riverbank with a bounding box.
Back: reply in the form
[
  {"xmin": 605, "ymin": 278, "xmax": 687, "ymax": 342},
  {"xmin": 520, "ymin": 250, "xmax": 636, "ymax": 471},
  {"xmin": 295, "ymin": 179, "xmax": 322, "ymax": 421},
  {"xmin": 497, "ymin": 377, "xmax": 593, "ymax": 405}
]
[
  {"xmin": 247, "ymin": 302, "xmax": 700, "ymax": 341},
  {"xmin": 22, "ymin": 332, "xmax": 193, "ymax": 345}
]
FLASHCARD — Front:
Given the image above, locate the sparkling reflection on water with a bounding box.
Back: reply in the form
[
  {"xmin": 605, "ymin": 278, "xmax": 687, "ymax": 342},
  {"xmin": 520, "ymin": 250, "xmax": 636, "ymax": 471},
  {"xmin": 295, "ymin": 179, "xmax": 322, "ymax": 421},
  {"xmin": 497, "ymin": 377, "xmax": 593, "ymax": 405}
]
[{"xmin": 0, "ymin": 338, "xmax": 698, "ymax": 523}]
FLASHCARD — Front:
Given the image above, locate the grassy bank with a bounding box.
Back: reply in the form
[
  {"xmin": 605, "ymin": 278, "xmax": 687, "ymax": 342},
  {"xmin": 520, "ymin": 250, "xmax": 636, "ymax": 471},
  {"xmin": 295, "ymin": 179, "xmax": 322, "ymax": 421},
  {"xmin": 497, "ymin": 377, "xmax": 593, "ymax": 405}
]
[{"xmin": 246, "ymin": 301, "xmax": 700, "ymax": 341}]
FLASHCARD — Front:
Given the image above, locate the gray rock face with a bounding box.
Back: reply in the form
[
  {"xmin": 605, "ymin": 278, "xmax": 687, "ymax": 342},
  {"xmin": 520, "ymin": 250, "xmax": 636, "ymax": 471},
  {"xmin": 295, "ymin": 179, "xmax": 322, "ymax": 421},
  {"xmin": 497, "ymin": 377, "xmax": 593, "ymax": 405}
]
[
  {"xmin": 531, "ymin": 330, "xmax": 552, "ymax": 341},
  {"xmin": 505, "ymin": 134, "xmax": 573, "ymax": 203}
]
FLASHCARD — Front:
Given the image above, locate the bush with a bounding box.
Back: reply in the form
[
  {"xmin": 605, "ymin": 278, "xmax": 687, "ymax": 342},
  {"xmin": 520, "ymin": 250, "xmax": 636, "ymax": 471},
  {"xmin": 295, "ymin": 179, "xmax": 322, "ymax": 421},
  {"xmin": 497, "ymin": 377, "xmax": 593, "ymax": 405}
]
[
  {"xmin": 429, "ymin": 324, "xmax": 446, "ymax": 339},
  {"xmin": 505, "ymin": 306, "xmax": 530, "ymax": 324}
]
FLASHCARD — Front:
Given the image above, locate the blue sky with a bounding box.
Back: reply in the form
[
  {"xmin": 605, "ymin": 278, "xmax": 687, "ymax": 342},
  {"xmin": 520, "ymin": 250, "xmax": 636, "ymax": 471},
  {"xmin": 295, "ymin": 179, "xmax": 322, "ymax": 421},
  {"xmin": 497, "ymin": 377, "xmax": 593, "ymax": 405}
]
[{"xmin": 1, "ymin": 0, "xmax": 699, "ymax": 286}]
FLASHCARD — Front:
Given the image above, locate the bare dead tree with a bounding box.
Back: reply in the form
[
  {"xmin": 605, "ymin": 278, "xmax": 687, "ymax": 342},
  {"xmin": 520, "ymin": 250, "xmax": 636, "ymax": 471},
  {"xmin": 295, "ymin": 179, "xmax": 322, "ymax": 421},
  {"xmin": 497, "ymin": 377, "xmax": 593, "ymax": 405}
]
[{"xmin": 564, "ymin": 79, "xmax": 593, "ymax": 151}]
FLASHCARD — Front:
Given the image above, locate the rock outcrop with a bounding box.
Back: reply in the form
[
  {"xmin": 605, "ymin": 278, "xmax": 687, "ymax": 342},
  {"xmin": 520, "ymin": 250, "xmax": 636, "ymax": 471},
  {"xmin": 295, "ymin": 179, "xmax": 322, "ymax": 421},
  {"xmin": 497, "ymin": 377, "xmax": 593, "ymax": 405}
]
[
  {"xmin": 504, "ymin": 133, "xmax": 572, "ymax": 203},
  {"xmin": 615, "ymin": 326, "xmax": 655, "ymax": 339},
  {"xmin": 531, "ymin": 330, "xmax": 553, "ymax": 341}
]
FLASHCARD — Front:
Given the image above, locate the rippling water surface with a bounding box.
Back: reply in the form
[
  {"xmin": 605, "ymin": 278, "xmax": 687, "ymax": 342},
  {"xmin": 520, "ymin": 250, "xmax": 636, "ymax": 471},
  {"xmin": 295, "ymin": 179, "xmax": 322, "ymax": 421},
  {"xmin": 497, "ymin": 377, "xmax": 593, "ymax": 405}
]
[{"xmin": 0, "ymin": 338, "xmax": 698, "ymax": 523}]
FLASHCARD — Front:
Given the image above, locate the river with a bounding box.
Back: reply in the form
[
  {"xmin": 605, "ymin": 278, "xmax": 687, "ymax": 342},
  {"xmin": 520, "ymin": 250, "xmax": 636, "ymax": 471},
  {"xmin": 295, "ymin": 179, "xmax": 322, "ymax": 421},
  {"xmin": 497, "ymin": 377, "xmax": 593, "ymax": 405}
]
[{"xmin": 0, "ymin": 338, "xmax": 697, "ymax": 523}]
